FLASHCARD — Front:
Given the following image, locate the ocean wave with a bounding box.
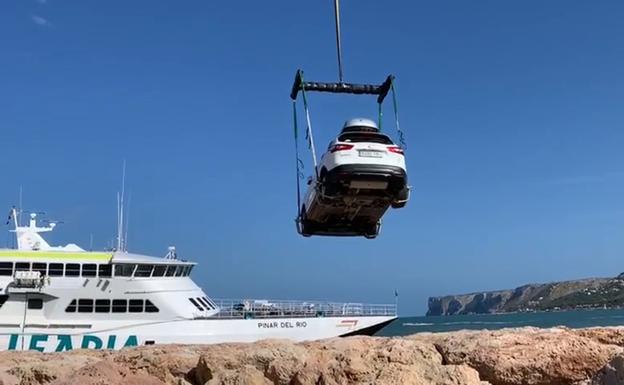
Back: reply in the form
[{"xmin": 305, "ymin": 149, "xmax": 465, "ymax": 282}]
[
  {"xmin": 402, "ymin": 322, "xmax": 434, "ymax": 326},
  {"xmin": 590, "ymin": 315, "xmax": 624, "ymax": 320},
  {"xmin": 402, "ymin": 321, "xmax": 518, "ymax": 327},
  {"xmin": 438, "ymin": 321, "xmax": 520, "ymax": 326}
]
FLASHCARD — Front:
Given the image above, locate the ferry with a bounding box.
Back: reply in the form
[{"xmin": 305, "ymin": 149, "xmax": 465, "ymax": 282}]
[{"xmin": 0, "ymin": 208, "xmax": 396, "ymax": 352}]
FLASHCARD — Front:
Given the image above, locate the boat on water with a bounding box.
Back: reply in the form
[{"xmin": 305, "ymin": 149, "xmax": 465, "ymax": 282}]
[{"xmin": 0, "ymin": 208, "xmax": 396, "ymax": 352}]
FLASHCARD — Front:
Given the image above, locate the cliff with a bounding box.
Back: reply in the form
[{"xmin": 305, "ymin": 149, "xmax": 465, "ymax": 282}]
[
  {"xmin": 427, "ymin": 274, "xmax": 624, "ymax": 316},
  {"xmin": 2, "ymin": 327, "xmax": 624, "ymax": 384}
]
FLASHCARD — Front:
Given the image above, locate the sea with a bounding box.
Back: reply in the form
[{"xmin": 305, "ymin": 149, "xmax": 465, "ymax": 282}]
[{"xmin": 377, "ymin": 308, "xmax": 624, "ymax": 336}]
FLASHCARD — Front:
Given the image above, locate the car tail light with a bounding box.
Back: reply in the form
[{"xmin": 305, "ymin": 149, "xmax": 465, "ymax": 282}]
[
  {"xmin": 330, "ymin": 144, "xmax": 354, "ymax": 153},
  {"xmin": 387, "ymin": 146, "xmax": 404, "ymax": 155}
]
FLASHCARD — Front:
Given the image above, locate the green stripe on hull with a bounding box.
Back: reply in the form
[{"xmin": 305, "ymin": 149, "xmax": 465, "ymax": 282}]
[{"xmin": 0, "ymin": 251, "xmax": 112, "ymax": 261}]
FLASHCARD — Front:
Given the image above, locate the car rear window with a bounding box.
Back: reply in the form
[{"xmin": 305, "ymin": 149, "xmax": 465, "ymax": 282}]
[{"xmin": 338, "ymin": 133, "xmax": 393, "ymax": 145}]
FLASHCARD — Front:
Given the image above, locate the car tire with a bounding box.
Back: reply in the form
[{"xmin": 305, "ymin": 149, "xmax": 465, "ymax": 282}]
[
  {"xmin": 363, "ymin": 222, "xmax": 380, "ymax": 239},
  {"xmin": 320, "ymin": 168, "xmax": 338, "ymax": 196},
  {"xmin": 299, "ymin": 206, "xmax": 312, "ymax": 237},
  {"xmin": 391, "ymin": 186, "xmax": 409, "ymax": 209}
]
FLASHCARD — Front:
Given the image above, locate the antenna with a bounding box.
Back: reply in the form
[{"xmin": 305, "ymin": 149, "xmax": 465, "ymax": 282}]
[
  {"xmin": 116, "ymin": 160, "xmax": 126, "ymax": 252},
  {"xmin": 18, "ymin": 186, "xmax": 23, "ymax": 226},
  {"xmin": 124, "ymin": 190, "xmax": 131, "ymax": 252},
  {"xmin": 116, "ymin": 192, "xmax": 120, "ymax": 250}
]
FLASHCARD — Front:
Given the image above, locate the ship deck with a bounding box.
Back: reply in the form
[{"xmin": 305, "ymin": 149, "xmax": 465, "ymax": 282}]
[{"xmin": 205, "ymin": 299, "xmax": 397, "ymax": 319}]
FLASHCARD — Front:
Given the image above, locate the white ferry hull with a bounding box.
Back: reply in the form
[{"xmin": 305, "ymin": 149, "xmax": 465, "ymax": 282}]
[
  {"xmin": 1, "ymin": 316, "xmax": 396, "ymax": 352},
  {"xmin": 0, "ymin": 211, "xmax": 398, "ymax": 353}
]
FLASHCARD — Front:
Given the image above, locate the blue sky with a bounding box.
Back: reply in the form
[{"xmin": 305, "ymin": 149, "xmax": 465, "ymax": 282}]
[{"xmin": 1, "ymin": 1, "xmax": 623, "ymax": 315}]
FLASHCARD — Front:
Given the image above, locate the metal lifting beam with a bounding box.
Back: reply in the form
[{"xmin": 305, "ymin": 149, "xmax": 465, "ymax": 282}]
[{"xmin": 290, "ymin": 70, "xmax": 395, "ymax": 104}]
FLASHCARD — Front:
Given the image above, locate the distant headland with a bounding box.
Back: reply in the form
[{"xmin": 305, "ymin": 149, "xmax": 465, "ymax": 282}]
[{"xmin": 427, "ymin": 273, "xmax": 624, "ymax": 316}]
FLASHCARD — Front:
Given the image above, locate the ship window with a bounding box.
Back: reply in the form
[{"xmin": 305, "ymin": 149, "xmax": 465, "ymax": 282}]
[
  {"xmin": 112, "ymin": 299, "xmax": 127, "ymax": 313},
  {"xmin": 198, "ymin": 297, "xmax": 211, "ymax": 310},
  {"xmin": 82, "ymin": 264, "xmax": 97, "ymax": 277},
  {"xmin": 95, "ymin": 299, "xmax": 110, "ymax": 313},
  {"xmin": 28, "ymin": 298, "xmax": 43, "ymax": 310},
  {"xmin": 114, "ymin": 264, "xmax": 135, "ymax": 277},
  {"xmin": 188, "ymin": 298, "xmax": 203, "ymax": 311},
  {"xmin": 65, "ymin": 299, "xmax": 77, "ymax": 312},
  {"xmin": 164, "ymin": 265, "xmax": 175, "ymax": 277},
  {"xmin": 98, "ymin": 264, "xmax": 112, "ymax": 278},
  {"xmin": 152, "ymin": 265, "xmax": 166, "ymax": 277},
  {"xmin": 32, "ymin": 263, "xmax": 46, "ymax": 276},
  {"xmin": 78, "ymin": 299, "xmax": 93, "ymax": 312},
  {"xmin": 15, "ymin": 262, "xmax": 30, "ymax": 272},
  {"xmin": 65, "ymin": 264, "xmax": 80, "ymax": 277},
  {"xmin": 0, "ymin": 262, "xmax": 13, "ymax": 276},
  {"xmin": 129, "ymin": 299, "xmax": 143, "ymax": 313},
  {"xmin": 174, "ymin": 265, "xmax": 183, "ymax": 277},
  {"xmin": 48, "ymin": 263, "xmax": 64, "ymax": 276},
  {"xmin": 145, "ymin": 300, "xmax": 159, "ymax": 313},
  {"xmin": 135, "ymin": 265, "xmax": 153, "ymax": 277},
  {"xmin": 187, "ymin": 265, "xmax": 194, "ymax": 276}
]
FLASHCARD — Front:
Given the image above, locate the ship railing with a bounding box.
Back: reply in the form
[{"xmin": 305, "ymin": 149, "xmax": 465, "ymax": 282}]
[{"xmin": 209, "ymin": 299, "xmax": 397, "ymax": 319}]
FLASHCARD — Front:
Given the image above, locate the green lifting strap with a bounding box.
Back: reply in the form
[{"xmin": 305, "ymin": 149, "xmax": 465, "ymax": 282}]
[
  {"xmin": 292, "ymin": 101, "xmax": 302, "ymax": 216},
  {"xmin": 298, "ymin": 72, "xmax": 319, "ymax": 178},
  {"xmin": 390, "ymin": 79, "xmax": 407, "ymax": 149},
  {"xmin": 378, "ymin": 78, "xmax": 407, "ymax": 150}
]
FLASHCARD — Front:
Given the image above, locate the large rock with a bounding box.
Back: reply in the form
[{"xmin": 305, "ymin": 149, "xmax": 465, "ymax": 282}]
[
  {"xmin": 589, "ymin": 353, "xmax": 624, "ymax": 385},
  {"xmin": 413, "ymin": 327, "xmax": 623, "ymax": 385},
  {"xmin": 193, "ymin": 337, "xmax": 487, "ymax": 385},
  {"xmin": 0, "ymin": 327, "xmax": 623, "ymax": 385},
  {"xmin": 0, "ymin": 337, "xmax": 487, "ymax": 385},
  {"xmin": 574, "ymin": 328, "xmax": 624, "ymax": 347}
]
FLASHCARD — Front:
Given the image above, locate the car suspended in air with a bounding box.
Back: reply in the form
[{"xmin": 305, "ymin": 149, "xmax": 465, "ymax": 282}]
[
  {"xmin": 297, "ymin": 118, "xmax": 409, "ymax": 239},
  {"xmin": 288, "ymin": 0, "xmax": 409, "ymax": 238},
  {"xmin": 290, "ymin": 69, "xmax": 409, "ymax": 239}
]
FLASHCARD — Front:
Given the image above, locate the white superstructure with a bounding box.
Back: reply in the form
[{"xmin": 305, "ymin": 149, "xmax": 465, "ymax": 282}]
[{"xmin": 0, "ymin": 208, "xmax": 396, "ymax": 352}]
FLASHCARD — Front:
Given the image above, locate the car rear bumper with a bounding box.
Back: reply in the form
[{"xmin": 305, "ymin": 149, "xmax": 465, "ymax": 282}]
[
  {"xmin": 298, "ymin": 219, "xmax": 379, "ymax": 238},
  {"xmin": 325, "ymin": 164, "xmax": 407, "ymax": 191}
]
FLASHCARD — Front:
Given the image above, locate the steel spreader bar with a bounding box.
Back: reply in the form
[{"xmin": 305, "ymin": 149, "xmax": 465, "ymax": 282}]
[{"xmin": 290, "ymin": 70, "xmax": 395, "ymax": 104}]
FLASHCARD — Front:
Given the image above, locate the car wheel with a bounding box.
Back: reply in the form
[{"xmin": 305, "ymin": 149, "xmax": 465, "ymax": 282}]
[
  {"xmin": 299, "ymin": 206, "xmax": 312, "ymax": 237},
  {"xmin": 363, "ymin": 222, "xmax": 380, "ymax": 239},
  {"xmin": 391, "ymin": 186, "xmax": 409, "ymax": 209},
  {"xmin": 320, "ymin": 168, "xmax": 338, "ymax": 196}
]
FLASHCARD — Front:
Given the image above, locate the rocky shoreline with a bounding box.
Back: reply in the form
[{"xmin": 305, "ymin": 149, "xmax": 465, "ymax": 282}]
[{"xmin": 3, "ymin": 327, "xmax": 624, "ymax": 384}]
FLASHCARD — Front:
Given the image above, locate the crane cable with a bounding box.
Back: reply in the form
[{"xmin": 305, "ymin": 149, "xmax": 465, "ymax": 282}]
[{"xmin": 333, "ymin": 0, "xmax": 344, "ymax": 83}]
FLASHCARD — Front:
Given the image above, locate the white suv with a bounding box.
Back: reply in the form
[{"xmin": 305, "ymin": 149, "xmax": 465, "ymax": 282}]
[{"xmin": 299, "ymin": 118, "xmax": 408, "ymax": 238}]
